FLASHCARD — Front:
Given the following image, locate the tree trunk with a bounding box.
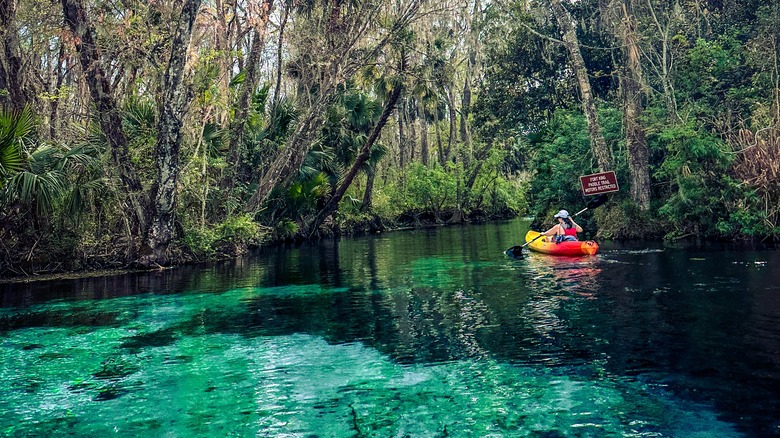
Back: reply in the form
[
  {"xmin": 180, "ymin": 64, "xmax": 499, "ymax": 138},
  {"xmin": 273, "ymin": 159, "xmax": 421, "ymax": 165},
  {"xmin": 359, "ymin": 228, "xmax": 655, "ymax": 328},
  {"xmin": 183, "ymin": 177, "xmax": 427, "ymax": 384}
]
[
  {"xmin": 328, "ymin": 0, "xmax": 343, "ymax": 52},
  {"xmin": 245, "ymin": 95, "xmax": 335, "ymax": 212},
  {"xmin": 409, "ymin": 103, "xmax": 416, "ymax": 163},
  {"xmin": 214, "ymin": 0, "xmax": 231, "ymax": 126},
  {"xmin": 139, "ymin": 0, "xmax": 202, "ymax": 266},
  {"xmin": 445, "ymin": 84, "xmax": 456, "ymax": 163},
  {"xmin": 306, "ymin": 85, "xmax": 402, "ymax": 235},
  {"xmin": 465, "ymin": 143, "xmax": 491, "ymax": 192},
  {"xmin": 460, "ymin": 74, "xmax": 471, "ymax": 146},
  {"xmin": 645, "ymin": 0, "xmax": 679, "ymax": 122},
  {"xmin": 397, "ymin": 103, "xmax": 406, "ymax": 168},
  {"xmin": 361, "ymin": 171, "xmax": 375, "ymax": 212},
  {"xmin": 222, "ymin": 0, "xmax": 274, "ymax": 190},
  {"xmin": 620, "ymin": 4, "xmax": 651, "ymax": 210},
  {"xmin": 419, "ymin": 105, "xmax": 429, "ymax": 166},
  {"xmin": 0, "ymin": 0, "xmax": 29, "ymax": 112},
  {"xmin": 460, "ymin": 0, "xmax": 480, "ymax": 154},
  {"xmin": 435, "ymin": 107, "xmax": 444, "ymax": 165},
  {"xmin": 272, "ymin": 3, "xmax": 290, "ymax": 108},
  {"xmin": 550, "ymin": 0, "xmax": 611, "ymax": 172},
  {"xmin": 222, "ymin": 1, "xmax": 273, "ymax": 190},
  {"xmin": 49, "ymin": 45, "xmax": 66, "ymax": 140},
  {"xmin": 61, "ymin": 0, "xmax": 148, "ymax": 242}
]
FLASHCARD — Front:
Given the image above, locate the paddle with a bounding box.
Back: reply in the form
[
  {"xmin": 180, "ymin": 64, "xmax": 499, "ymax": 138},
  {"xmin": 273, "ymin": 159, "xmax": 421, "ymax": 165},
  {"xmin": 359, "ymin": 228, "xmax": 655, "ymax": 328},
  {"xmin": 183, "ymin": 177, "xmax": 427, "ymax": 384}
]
[{"xmin": 506, "ymin": 194, "xmax": 608, "ymax": 259}]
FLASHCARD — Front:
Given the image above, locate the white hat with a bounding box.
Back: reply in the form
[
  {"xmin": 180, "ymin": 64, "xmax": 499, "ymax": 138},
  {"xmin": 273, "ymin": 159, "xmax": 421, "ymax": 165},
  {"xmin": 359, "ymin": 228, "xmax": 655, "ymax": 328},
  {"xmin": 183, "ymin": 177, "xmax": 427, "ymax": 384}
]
[{"xmin": 554, "ymin": 210, "xmax": 569, "ymax": 219}]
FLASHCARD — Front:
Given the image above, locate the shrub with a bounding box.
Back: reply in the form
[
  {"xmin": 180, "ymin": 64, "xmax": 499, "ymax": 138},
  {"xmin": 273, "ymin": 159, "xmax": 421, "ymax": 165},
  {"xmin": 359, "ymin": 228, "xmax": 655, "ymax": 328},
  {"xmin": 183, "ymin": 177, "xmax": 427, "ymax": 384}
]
[{"xmin": 182, "ymin": 214, "xmax": 265, "ymax": 259}]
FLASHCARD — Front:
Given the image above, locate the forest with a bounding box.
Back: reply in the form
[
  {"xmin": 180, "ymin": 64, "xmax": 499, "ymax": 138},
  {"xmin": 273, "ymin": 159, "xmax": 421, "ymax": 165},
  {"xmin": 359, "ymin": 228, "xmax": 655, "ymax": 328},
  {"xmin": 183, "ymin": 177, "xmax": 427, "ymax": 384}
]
[{"xmin": 1, "ymin": 0, "xmax": 778, "ymax": 276}]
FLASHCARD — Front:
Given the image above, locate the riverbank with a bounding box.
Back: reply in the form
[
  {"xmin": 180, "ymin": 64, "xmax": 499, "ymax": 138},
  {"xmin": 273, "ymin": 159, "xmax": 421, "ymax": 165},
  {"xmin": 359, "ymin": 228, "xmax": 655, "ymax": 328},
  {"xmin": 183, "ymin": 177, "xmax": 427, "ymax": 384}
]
[
  {"xmin": 0, "ymin": 209, "xmax": 514, "ymax": 283},
  {"xmin": 5, "ymin": 203, "xmax": 770, "ymax": 283}
]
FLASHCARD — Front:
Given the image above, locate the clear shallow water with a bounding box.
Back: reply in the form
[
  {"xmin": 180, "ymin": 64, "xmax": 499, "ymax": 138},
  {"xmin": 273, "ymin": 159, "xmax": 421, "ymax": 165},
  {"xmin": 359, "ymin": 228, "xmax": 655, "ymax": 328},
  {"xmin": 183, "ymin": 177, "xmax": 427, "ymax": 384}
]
[{"xmin": 1, "ymin": 220, "xmax": 779, "ymax": 436}]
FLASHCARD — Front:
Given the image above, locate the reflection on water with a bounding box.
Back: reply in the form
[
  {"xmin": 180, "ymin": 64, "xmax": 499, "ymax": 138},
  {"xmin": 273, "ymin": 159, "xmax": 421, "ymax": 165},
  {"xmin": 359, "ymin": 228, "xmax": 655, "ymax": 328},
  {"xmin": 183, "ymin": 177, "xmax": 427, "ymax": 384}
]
[{"xmin": 1, "ymin": 220, "xmax": 779, "ymax": 436}]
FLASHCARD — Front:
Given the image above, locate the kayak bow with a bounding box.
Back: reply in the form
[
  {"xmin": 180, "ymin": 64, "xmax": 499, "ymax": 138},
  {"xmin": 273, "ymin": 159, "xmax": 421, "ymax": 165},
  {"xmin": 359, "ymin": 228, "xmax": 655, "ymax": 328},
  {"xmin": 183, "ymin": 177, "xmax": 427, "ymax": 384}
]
[{"xmin": 524, "ymin": 230, "xmax": 599, "ymax": 256}]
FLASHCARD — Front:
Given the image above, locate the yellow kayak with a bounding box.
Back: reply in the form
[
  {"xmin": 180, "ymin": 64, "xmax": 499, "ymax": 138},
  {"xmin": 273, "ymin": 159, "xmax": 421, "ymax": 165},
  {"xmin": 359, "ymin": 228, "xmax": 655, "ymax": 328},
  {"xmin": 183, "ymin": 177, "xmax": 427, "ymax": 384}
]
[{"xmin": 524, "ymin": 230, "xmax": 599, "ymax": 256}]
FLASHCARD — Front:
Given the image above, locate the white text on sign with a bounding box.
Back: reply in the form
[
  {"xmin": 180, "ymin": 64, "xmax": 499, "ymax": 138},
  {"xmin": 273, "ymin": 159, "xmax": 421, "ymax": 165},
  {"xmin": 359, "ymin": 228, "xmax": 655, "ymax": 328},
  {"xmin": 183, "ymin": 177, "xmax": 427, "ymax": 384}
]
[{"xmin": 579, "ymin": 171, "xmax": 619, "ymax": 196}]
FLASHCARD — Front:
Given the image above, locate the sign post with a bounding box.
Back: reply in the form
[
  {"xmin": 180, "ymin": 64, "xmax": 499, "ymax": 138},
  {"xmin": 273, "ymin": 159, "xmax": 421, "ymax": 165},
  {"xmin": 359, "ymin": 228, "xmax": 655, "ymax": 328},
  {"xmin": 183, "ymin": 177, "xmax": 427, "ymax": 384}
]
[{"xmin": 579, "ymin": 171, "xmax": 619, "ymax": 196}]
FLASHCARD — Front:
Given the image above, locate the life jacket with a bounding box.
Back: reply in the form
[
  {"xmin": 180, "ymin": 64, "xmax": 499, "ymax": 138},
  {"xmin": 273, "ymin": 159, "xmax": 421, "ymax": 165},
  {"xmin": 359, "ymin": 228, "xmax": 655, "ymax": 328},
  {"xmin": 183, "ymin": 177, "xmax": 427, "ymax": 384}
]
[{"xmin": 554, "ymin": 223, "xmax": 578, "ymax": 243}]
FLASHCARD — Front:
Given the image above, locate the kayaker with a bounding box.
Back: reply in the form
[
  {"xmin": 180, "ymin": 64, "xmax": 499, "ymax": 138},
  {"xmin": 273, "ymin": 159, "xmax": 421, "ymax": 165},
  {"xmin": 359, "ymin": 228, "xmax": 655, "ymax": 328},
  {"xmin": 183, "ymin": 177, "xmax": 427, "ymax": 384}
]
[{"xmin": 539, "ymin": 210, "xmax": 583, "ymax": 243}]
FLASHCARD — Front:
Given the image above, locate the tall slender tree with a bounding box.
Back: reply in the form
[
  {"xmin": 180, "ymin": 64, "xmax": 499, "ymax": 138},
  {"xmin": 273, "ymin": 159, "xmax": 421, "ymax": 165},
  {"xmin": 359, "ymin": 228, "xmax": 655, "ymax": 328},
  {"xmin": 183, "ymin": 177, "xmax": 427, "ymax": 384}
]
[
  {"xmin": 549, "ymin": 0, "xmax": 611, "ymax": 172},
  {"xmin": 139, "ymin": 0, "xmax": 203, "ymax": 266},
  {"xmin": 0, "ymin": 0, "xmax": 30, "ymax": 111},
  {"xmin": 459, "ymin": 0, "xmax": 482, "ymax": 153},
  {"xmin": 306, "ymin": 85, "xmax": 402, "ymax": 235},
  {"xmin": 617, "ymin": 3, "xmax": 651, "ymax": 210},
  {"xmin": 61, "ymin": 0, "xmax": 149, "ymax": 243},
  {"xmin": 221, "ymin": 0, "xmax": 274, "ymax": 191}
]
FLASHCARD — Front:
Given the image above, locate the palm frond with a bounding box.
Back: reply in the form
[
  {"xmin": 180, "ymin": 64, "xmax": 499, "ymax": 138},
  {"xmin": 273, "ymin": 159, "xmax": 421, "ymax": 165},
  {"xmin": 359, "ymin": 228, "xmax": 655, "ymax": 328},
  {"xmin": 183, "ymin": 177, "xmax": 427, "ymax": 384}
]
[
  {"xmin": 0, "ymin": 141, "xmax": 24, "ymax": 179},
  {"xmin": 5, "ymin": 169, "xmax": 66, "ymax": 215},
  {"xmin": 301, "ymin": 146, "xmax": 339, "ymax": 180},
  {"xmin": 0, "ymin": 105, "xmax": 35, "ymax": 182},
  {"xmin": 202, "ymin": 122, "xmax": 226, "ymax": 156},
  {"xmin": 61, "ymin": 145, "xmax": 99, "ymax": 169},
  {"xmin": 230, "ymin": 70, "xmax": 246, "ymax": 88},
  {"xmin": 0, "ymin": 105, "xmax": 35, "ymax": 143},
  {"xmin": 366, "ymin": 141, "xmax": 387, "ymax": 168},
  {"xmin": 346, "ymin": 195, "xmax": 362, "ymax": 207},
  {"xmin": 252, "ymin": 83, "xmax": 271, "ymax": 115},
  {"xmin": 26, "ymin": 145, "xmax": 61, "ymax": 175},
  {"xmin": 263, "ymin": 97, "xmax": 299, "ymax": 142},
  {"xmin": 64, "ymin": 177, "xmax": 109, "ymax": 221},
  {"xmin": 123, "ymin": 98, "xmax": 157, "ymax": 139}
]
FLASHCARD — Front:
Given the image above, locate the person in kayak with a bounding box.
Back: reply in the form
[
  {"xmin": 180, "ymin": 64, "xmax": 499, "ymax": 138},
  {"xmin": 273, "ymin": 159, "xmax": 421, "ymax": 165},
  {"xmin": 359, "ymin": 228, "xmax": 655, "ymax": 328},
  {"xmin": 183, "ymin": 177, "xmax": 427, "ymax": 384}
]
[{"xmin": 539, "ymin": 210, "xmax": 583, "ymax": 243}]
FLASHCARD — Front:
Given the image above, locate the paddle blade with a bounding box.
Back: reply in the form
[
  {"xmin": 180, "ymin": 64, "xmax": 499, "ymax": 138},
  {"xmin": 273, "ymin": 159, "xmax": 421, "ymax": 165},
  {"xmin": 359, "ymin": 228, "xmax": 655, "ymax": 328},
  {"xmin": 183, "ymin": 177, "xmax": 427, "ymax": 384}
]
[
  {"xmin": 505, "ymin": 246, "xmax": 524, "ymax": 258},
  {"xmin": 586, "ymin": 194, "xmax": 609, "ymax": 209}
]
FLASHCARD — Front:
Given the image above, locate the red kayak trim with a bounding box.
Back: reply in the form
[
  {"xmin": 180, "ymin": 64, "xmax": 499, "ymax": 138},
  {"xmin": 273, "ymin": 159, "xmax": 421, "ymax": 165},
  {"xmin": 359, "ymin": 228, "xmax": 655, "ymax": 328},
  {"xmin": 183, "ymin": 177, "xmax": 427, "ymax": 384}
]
[{"xmin": 524, "ymin": 230, "xmax": 599, "ymax": 256}]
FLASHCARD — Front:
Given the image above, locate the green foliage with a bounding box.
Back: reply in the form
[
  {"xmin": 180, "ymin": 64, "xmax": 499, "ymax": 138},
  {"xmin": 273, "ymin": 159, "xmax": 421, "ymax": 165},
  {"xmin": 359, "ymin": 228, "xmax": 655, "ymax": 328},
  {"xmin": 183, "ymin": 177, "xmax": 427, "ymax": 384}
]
[
  {"xmin": 255, "ymin": 170, "xmax": 331, "ymax": 228},
  {"xmin": 675, "ymin": 33, "xmax": 757, "ymax": 126},
  {"xmin": 466, "ymin": 147, "xmax": 526, "ymax": 217},
  {"xmin": 181, "ymin": 226, "xmax": 218, "ymax": 258},
  {"xmin": 716, "ymin": 197, "xmax": 770, "ymax": 238},
  {"xmin": 745, "ymin": 5, "xmax": 780, "ymax": 127},
  {"xmin": 216, "ymin": 214, "xmax": 261, "ymax": 243},
  {"xmin": 246, "ymin": 96, "xmax": 298, "ymax": 175},
  {"xmin": 122, "ymin": 98, "xmax": 158, "ymax": 173},
  {"xmin": 382, "ymin": 163, "xmax": 457, "ymax": 218},
  {"xmin": 256, "ymin": 86, "xmax": 386, "ymax": 229},
  {"xmin": 0, "ymin": 105, "xmax": 104, "ymax": 221},
  {"xmin": 273, "ymin": 219, "xmax": 299, "ymax": 241},
  {"xmin": 4, "ymin": 148, "xmax": 65, "ymax": 216},
  {"xmin": 2, "ymin": 143, "xmax": 105, "ymax": 218},
  {"xmin": 182, "ymin": 214, "xmax": 265, "ymax": 258},
  {"xmin": 650, "ymin": 121, "xmax": 734, "ymax": 238},
  {"xmin": 526, "ymin": 109, "xmax": 595, "ymax": 220},
  {"xmin": 474, "ymin": 6, "xmax": 576, "ymax": 145},
  {"xmin": 0, "ymin": 106, "xmax": 34, "ymax": 186},
  {"xmin": 319, "ymin": 87, "xmax": 383, "ymax": 187},
  {"xmin": 287, "ymin": 172, "xmax": 330, "ymax": 214},
  {"xmin": 595, "ymin": 201, "xmax": 666, "ymax": 240}
]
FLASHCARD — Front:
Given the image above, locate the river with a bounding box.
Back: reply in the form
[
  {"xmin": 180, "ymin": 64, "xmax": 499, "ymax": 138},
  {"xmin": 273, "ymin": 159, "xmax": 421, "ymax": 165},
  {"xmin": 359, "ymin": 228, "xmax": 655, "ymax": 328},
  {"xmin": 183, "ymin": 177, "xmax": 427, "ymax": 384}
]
[{"xmin": 1, "ymin": 219, "xmax": 779, "ymax": 436}]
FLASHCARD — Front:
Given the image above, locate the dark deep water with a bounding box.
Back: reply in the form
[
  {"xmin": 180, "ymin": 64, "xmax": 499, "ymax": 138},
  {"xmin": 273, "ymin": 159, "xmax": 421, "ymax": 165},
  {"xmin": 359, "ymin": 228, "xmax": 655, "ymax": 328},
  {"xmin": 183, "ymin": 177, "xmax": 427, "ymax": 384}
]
[{"xmin": 1, "ymin": 219, "xmax": 779, "ymax": 436}]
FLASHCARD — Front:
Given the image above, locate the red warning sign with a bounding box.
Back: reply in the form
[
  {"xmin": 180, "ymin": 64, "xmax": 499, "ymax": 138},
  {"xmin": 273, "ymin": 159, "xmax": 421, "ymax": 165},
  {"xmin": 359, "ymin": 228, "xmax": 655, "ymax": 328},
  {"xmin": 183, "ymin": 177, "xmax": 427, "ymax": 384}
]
[{"xmin": 579, "ymin": 171, "xmax": 619, "ymax": 196}]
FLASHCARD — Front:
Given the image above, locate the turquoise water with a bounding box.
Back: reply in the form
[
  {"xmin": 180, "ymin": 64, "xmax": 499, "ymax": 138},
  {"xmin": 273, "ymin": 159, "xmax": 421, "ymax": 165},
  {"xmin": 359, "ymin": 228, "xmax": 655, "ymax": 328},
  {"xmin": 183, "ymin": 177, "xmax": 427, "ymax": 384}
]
[{"xmin": 2, "ymin": 220, "xmax": 779, "ymax": 436}]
